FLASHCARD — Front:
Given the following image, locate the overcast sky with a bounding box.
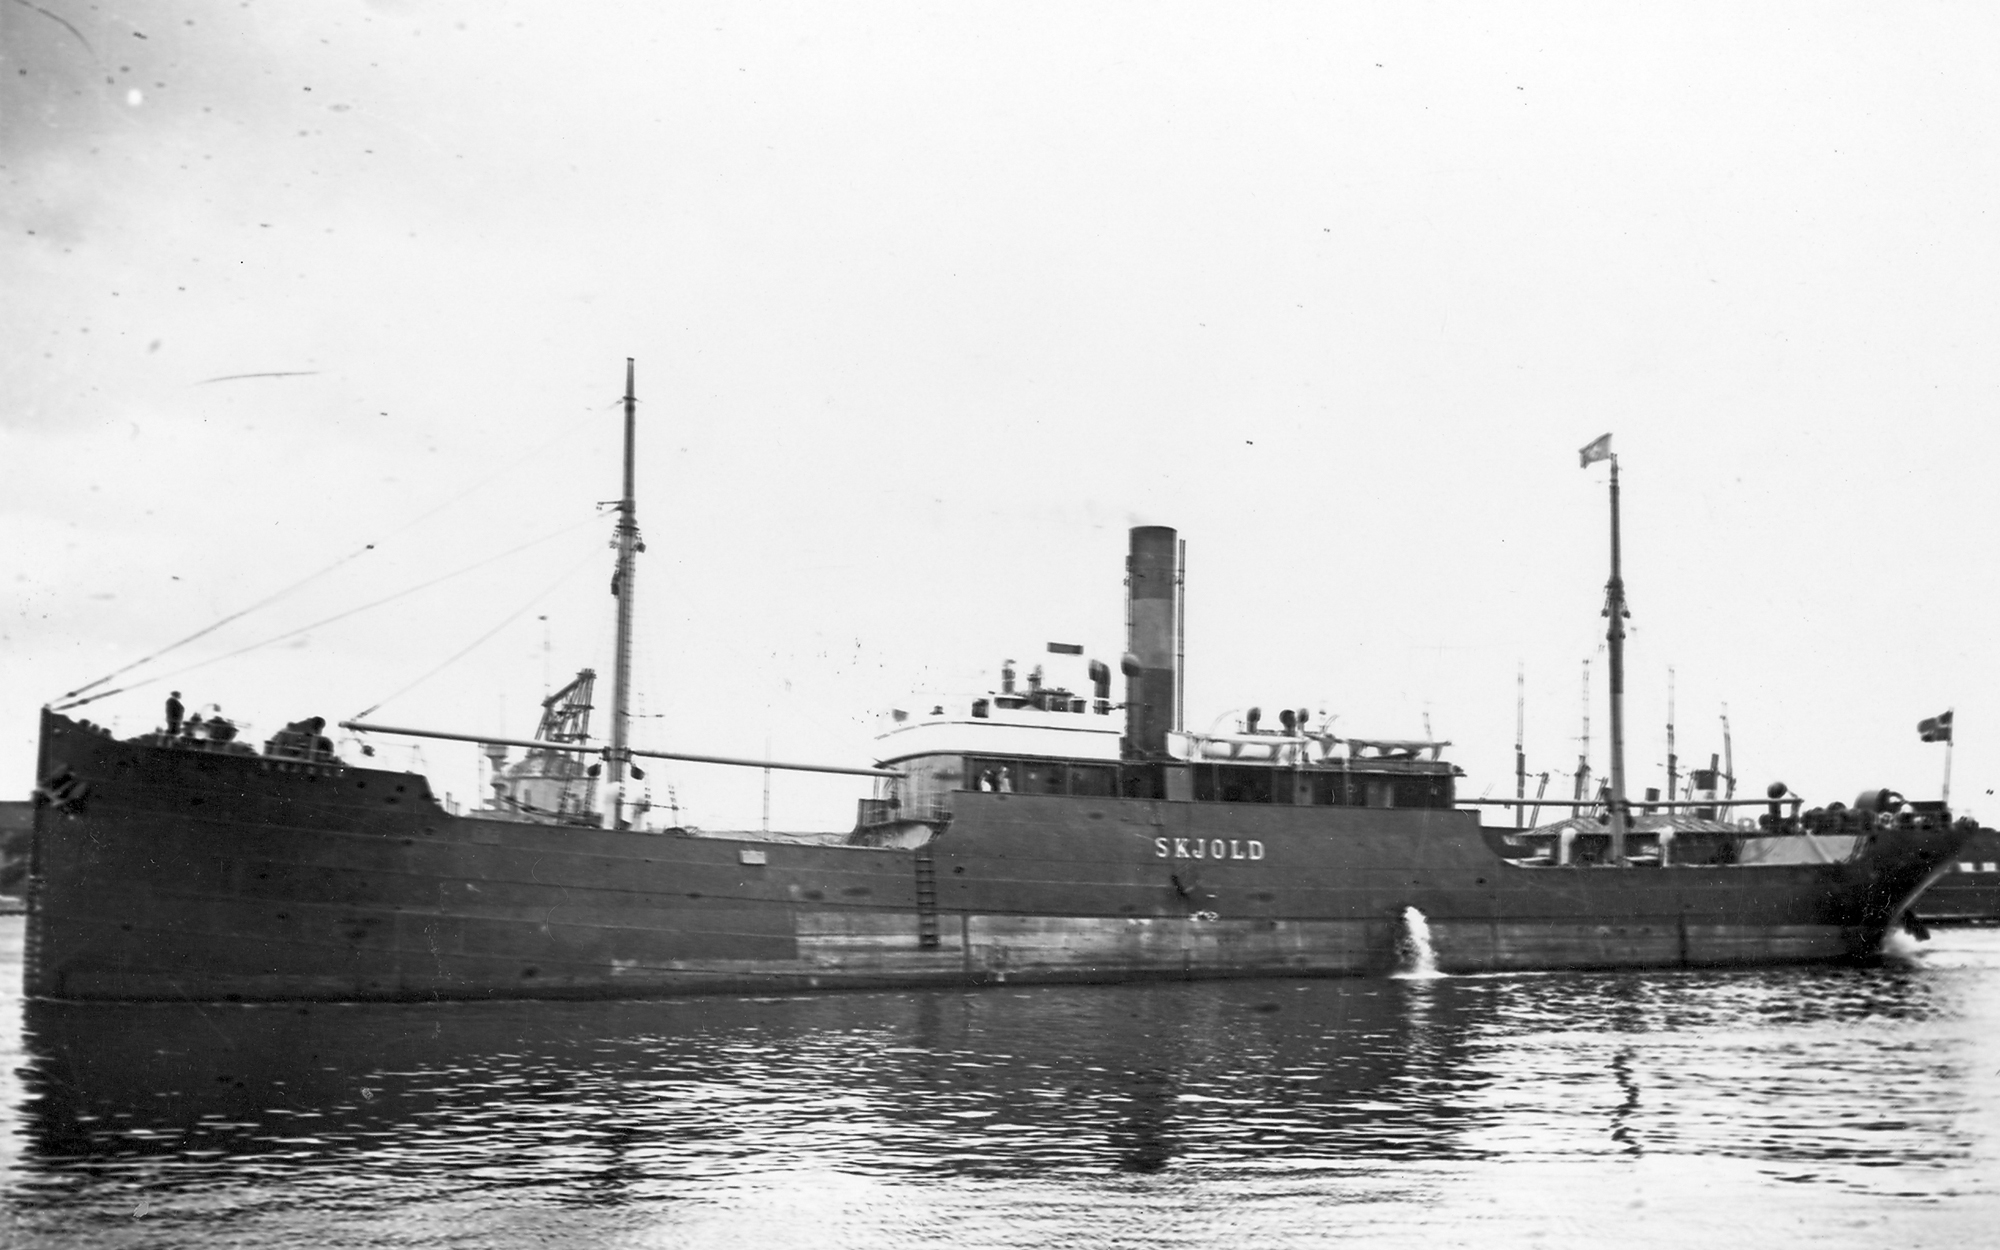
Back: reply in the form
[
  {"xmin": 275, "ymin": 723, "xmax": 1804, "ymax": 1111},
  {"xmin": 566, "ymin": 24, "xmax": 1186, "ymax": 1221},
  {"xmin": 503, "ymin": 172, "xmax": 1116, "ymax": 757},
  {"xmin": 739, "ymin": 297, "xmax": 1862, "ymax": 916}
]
[{"xmin": 4, "ymin": 2, "xmax": 1996, "ymax": 828}]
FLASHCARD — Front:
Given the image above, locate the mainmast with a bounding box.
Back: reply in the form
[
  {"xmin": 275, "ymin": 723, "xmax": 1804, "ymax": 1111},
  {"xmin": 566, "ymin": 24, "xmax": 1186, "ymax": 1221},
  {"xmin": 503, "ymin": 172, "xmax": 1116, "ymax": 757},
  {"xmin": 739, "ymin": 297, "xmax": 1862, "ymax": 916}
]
[
  {"xmin": 609, "ymin": 358, "xmax": 642, "ymax": 828},
  {"xmin": 1580, "ymin": 433, "xmax": 1629, "ymax": 864},
  {"xmin": 1603, "ymin": 452, "xmax": 1631, "ymax": 863}
]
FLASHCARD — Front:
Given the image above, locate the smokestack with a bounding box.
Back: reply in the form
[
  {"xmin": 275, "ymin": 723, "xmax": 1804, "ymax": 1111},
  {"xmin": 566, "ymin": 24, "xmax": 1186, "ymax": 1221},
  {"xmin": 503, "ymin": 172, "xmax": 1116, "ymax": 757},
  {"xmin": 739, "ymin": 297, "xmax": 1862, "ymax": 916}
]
[{"xmin": 1124, "ymin": 525, "xmax": 1179, "ymax": 759}]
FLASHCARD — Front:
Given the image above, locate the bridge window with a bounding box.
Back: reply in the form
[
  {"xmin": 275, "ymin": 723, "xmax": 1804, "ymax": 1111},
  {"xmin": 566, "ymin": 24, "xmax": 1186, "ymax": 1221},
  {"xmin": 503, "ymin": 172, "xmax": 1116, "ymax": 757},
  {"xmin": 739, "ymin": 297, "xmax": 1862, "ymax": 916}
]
[
  {"xmin": 1021, "ymin": 762, "xmax": 1065, "ymax": 795},
  {"xmin": 1393, "ymin": 776, "xmax": 1453, "ymax": 808},
  {"xmin": 966, "ymin": 757, "xmax": 1018, "ymax": 793},
  {"xmin": 1193, "ymin": 765, "xmax": 1276, "ymax": 804},
  {"xmin": 1309, "ymin": 773, "xmax": 1354, "ymax": 806},
  {"xmin": 1121, "ymin": 766, "xmax": 1164, "ymax": 799},
  {"xmin": 1068, "ymin": 764, "xmax": 1116, "ymax": 796}
]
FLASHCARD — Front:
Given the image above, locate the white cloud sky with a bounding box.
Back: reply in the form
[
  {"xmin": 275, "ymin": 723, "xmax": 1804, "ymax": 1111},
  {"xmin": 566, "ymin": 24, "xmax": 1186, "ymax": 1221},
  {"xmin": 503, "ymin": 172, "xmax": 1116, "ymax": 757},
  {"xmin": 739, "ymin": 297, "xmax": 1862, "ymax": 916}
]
[{"xmin": 5, "ymin": 1, "xmax": 1997, "ymax": 826}]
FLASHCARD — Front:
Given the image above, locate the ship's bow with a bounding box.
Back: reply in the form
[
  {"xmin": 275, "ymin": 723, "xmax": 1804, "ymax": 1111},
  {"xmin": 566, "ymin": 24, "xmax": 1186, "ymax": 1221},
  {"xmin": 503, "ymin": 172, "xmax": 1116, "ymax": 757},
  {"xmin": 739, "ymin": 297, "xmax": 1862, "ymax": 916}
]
[{"xmin": 1858, "ymin": 815, "xmax": 1979, "ymax": 938}]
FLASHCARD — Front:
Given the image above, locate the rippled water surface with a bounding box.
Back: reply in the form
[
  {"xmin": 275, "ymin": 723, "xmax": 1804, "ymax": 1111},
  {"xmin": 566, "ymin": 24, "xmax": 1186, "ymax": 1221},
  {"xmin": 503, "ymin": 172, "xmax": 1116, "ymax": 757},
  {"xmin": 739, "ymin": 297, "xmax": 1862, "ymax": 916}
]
[{"xmin": 3, "ymin": 918, "xmax": 1998, "ymax": 1248}]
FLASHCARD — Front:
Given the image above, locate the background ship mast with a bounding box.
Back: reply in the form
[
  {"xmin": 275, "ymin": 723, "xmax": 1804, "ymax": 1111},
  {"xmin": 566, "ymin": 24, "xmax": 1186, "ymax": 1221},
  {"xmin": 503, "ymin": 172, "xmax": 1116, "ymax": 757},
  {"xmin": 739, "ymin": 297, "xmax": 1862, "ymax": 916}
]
[
  {"xmin": 1573, "ymin": 659, "xmax": 1591, "ymax": 803},
  {"xmin": 1666, "ymin": 666, "xmax": 1678, "ymax": 803},
  {"xmin": 1515, "ymin": 663, "xmax": 1526, "ymax": 830},
  {"xmin": 609, "ymin": 358, "xmax": 642, "ymax": 829},
  {"xmin": 1720, "ymin": 706, "xmax": 1736, "ymax": 800}
]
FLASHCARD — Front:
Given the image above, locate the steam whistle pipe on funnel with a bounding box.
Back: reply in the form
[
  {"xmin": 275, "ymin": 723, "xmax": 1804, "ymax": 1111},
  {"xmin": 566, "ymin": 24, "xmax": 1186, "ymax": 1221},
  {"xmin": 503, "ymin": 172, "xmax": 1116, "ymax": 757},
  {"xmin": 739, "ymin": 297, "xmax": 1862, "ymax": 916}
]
[{"xmin": 1174, "ymin": 537, "xmax": 1186, "ymax": 736}]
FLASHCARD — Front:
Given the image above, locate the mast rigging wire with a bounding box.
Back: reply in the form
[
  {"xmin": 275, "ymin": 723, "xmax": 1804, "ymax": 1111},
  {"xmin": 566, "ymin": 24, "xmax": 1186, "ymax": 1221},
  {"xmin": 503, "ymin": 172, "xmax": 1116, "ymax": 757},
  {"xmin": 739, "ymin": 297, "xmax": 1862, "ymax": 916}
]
[
  {"xmin": 53, "ymin": 545, "xmax": 375, "ymax": 704},
  {"xmin": 54, "ymin": 512, "xmax": 604, "ymax": 711},
  {"xmin": 53, "ymin": 407, "xmax": 614, "ymax": 706},
  {"xmin": 351, "ymin": 547, "xmax": 602, "ymax": 722}
]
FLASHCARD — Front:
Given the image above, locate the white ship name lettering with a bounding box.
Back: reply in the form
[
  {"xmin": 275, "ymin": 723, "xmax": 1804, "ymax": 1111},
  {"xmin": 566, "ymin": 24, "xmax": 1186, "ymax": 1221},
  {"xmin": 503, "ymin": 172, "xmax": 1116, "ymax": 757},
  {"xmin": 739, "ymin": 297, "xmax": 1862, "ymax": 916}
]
[{"xmin": 1154, "ymin": 837, "xmax": 1265, "ymax": 861}]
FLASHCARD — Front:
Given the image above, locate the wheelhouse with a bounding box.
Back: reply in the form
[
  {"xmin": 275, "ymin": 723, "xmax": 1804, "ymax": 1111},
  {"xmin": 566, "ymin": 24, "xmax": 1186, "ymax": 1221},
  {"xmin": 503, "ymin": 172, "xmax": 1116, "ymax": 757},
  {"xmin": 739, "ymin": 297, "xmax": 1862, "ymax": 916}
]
[
  {"xmin": 856, "ymin": 526, "xmax": 1458, "ymax": 843},
  {"xmin": 860, "ymin": 696, "xmax": 1459, "ymax": 839}
]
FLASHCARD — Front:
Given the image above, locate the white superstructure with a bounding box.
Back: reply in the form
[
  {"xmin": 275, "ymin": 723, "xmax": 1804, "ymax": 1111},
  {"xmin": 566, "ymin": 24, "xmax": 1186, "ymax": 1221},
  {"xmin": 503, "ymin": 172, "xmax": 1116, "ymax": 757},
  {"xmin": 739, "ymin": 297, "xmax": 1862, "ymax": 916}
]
[{"xmin": 873, "ymin": 703, "xmax": 1121, "ymax": 767}]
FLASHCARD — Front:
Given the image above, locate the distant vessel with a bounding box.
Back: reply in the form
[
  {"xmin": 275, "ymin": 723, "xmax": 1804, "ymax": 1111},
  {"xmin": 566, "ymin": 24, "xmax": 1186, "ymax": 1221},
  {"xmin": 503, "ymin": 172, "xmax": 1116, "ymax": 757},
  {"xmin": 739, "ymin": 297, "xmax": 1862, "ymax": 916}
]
[
  {"xmin": 1917, "ymin": 826, "xmax": 2000, "ymax": 925},
  {"xmin": 23, "ymin": 373, "xmax": 1976, "ymax": 1001}
]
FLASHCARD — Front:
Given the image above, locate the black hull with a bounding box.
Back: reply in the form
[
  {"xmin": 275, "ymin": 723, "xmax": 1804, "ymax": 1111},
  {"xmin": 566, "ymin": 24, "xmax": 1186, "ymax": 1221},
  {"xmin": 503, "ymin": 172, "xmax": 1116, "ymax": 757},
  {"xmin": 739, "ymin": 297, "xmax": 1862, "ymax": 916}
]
[
  {"xmin": 1914, "ymin": 826, "xmax": 2000, "ymax": 924},
  {"xmin": 26, "ymin": 711, "xmax": 1972, "ymax": 1001}
]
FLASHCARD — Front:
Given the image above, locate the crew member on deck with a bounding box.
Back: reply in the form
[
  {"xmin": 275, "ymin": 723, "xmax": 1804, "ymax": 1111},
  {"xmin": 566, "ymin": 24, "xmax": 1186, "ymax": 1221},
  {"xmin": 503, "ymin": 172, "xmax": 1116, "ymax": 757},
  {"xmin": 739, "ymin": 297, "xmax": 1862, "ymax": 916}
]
[{"xmin": 165, "ymin": 691, "xmax": 184, "ymax": 736}]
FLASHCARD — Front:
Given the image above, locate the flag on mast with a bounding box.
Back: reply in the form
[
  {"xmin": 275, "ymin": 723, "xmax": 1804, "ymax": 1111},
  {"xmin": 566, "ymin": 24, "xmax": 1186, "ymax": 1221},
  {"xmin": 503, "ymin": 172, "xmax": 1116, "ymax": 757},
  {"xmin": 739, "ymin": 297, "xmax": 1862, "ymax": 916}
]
[
  {"xmin": 1579, "ymin": 434, "xmax": 1613, "ymax": 467},
  {"xmin": 1918, "ymin": 711, "xmax": 1954, "ymax": 743}
]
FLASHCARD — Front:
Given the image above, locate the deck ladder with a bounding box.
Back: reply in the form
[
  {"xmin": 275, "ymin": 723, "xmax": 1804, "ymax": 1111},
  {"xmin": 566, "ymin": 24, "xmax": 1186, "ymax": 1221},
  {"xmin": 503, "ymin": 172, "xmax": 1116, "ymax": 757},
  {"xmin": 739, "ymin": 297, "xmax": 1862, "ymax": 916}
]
[{"xmin": 914, "ymin": 847, "xmax": 941, "ymax": 949}]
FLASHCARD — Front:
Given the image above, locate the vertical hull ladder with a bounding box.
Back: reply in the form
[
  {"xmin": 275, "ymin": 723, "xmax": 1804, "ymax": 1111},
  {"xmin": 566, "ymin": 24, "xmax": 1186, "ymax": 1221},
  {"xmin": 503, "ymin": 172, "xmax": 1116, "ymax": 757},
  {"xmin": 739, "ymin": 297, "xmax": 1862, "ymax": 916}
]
[{"xmin": 915, "ymin": 846, "xmax": 941, "ymax": 949}]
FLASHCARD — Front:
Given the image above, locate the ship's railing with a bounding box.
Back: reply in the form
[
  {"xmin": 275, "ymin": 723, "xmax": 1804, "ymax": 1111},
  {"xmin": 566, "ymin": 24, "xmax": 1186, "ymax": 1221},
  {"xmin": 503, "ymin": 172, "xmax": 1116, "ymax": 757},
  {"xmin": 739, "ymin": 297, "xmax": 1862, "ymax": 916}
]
[
  {"xmin": 1498, "ymin": 802, "xmax": 1968, "ymax": 868},
  {"xmin": 264, "ymin": 731, "xmax": 340, "ymax": 764},
  {"xmin": 1170, "ymin": 731, "xmax": 1456, "ymax": 769},
  {"xmin": 855, "ymin": 796, "xmax": 952, "ymax": 827},
  {"xmin": 134, "ymin": 730, "xmax": 259, "ymax": 758}
]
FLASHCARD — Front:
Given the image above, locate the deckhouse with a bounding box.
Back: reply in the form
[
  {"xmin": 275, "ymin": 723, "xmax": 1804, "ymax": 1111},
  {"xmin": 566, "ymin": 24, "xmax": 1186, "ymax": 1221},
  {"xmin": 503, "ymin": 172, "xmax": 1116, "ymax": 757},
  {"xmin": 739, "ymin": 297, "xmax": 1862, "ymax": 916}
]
[{"xmin": 855, "ymin": 526, "xmax": 1458, "ymax": 846}]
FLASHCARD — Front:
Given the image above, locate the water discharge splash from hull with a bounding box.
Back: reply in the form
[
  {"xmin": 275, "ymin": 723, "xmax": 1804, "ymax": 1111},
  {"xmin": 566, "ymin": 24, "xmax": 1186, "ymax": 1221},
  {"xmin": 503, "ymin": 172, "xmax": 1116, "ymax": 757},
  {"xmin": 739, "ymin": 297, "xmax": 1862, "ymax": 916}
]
[
  {"xmin": 1880, "ymin": 925, "xmax": 1927, "ymax": 966},
  {"xmin": 1394, "ymin": 906, "xmax": 1444, "ymax": 980}
]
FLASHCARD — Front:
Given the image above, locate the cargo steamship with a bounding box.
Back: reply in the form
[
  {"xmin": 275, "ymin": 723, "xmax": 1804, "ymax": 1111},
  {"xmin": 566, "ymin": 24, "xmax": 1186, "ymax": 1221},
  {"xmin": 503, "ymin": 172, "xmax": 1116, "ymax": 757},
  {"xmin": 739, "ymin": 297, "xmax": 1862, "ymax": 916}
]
[{"xmin": 25, "ymin": 365, "xmax": 1974, "ymax": 1000}]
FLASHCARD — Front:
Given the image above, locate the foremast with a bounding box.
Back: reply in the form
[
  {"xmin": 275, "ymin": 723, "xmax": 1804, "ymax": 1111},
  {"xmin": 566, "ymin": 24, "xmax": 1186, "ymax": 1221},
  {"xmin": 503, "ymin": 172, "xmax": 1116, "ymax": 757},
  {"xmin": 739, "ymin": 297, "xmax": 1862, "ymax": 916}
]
[{"xmin": 608, "ymin": 358, "xmax": 642, "ymax": 828}]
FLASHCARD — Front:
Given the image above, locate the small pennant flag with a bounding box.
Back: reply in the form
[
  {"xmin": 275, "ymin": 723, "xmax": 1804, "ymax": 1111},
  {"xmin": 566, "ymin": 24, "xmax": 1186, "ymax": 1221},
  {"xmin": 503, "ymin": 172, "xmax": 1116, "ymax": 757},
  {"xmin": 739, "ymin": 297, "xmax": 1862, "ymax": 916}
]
[
  {"xmin": 1579, "ymin": 434, "xmax": 1613, "ymax": 467},
  {"xmin": 1919, "ymin": 711, "xmax": 1954, "ymax": 743}
]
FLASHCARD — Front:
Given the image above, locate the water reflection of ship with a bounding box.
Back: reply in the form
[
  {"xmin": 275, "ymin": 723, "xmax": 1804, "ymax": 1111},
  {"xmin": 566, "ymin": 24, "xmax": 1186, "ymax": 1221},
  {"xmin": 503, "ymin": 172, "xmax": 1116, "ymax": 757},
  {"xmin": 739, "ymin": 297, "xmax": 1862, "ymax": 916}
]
[
  {"xmin": 18, "ymin": 980, "xmax": 1490, "ymax": 1183},
  {"xmin": 19, "ymin": 954, "xmax": 1980, "ymax": 1199}
]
